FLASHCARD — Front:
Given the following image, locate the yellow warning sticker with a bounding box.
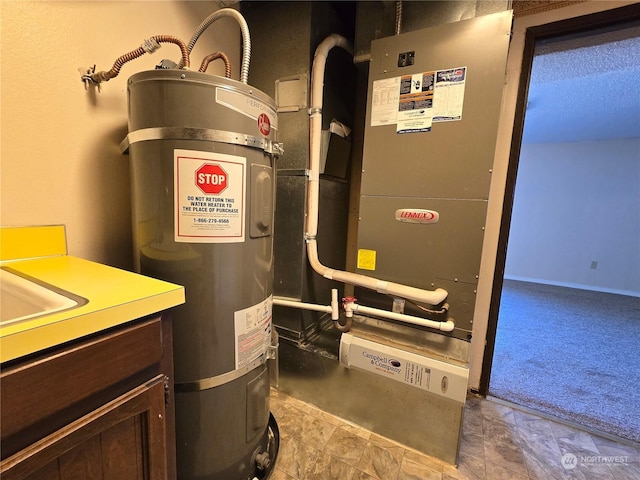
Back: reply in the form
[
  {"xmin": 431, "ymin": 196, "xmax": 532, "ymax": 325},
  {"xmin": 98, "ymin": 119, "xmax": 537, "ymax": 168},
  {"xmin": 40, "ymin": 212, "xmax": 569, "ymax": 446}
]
[{"xmin": 357, "ymin": 249, "xmax": 377, "ymax": 271}]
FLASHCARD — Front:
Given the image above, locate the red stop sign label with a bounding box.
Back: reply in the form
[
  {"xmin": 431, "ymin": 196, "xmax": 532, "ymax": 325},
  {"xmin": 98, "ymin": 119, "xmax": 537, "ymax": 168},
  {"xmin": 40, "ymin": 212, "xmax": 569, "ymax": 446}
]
[{"xmin": 195, "ymin": 163, "xmax": 227, "ymax": 195}]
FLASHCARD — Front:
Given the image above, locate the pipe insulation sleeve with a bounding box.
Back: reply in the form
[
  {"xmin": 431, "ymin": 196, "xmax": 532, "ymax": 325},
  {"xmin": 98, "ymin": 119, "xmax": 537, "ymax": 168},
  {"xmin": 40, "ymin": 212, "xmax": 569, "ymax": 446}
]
[
  {"xmin": 310, "ymin": 34, "xmax": 353, "ymax": 107},
  {"xmin": 307, "ymin": 35, "xmax": 352, "ymax": 238},
  {"xmin": 305, "ymin": 34, "xmax": 450, "ymax": 307},
  {"xmin": 306, "ymin": 114, "xmax": 323, "ymax": 236}
]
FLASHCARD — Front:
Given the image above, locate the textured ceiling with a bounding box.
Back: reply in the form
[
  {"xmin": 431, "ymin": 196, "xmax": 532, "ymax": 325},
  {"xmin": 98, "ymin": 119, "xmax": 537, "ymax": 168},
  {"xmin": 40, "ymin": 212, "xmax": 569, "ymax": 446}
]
[{"xmin": 522, "ymin": 25, "xmax": 640, "ymax": 144}]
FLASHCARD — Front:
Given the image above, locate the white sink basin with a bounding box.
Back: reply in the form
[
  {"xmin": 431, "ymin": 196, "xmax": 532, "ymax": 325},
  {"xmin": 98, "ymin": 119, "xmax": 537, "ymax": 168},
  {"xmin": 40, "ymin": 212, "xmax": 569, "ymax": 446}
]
[{"xmin": 0, "ymin": 268, "xmax": 84, "ymax": 326}]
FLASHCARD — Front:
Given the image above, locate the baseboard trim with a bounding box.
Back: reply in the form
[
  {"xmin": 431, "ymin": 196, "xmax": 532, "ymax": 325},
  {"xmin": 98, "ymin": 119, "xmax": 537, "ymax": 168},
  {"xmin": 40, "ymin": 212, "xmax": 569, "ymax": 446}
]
[{"xmin": 503, "ymin": 275, "xmax": 640, "ymax": 298}]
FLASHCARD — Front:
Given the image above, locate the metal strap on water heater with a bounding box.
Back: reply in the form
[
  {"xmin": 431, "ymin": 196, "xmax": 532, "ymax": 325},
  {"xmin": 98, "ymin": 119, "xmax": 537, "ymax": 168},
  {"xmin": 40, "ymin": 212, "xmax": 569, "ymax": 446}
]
[
  {"xmin": 120, "ymin": 126, "xmax": 284, "ymax": 155},
  {"xmin": 174, "ymin": 356, "xmax": 265, "ymax": 393}
]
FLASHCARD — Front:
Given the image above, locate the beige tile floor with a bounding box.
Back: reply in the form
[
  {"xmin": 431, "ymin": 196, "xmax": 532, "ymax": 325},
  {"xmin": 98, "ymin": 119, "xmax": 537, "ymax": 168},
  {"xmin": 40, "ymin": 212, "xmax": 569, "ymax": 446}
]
[{"xmin": 268, "ymin": 389, "xmax": 640, "ymax": 480}]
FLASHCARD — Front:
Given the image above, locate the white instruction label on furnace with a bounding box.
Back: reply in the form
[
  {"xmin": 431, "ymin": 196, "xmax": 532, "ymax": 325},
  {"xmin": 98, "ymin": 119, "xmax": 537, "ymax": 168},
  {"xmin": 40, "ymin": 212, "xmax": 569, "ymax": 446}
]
[
  {"xmin": 397, "ymin": 72, "xmax": 434, "ymax": 134},
  {"xmin": 174, "ymin": 149, "xmax": 246, "ymax": 243},
  {"xmin": 370, "ymin": 76, "xmax": 401, "ymax": 126},
  {"xmin": 234, "ymin": 296, "xmax": 272, "ymax": 369},
  {"xmin": 370, "ymin": 67, "xmax": 467, "ymax": 127},
  {"xmin": 432, "ymin": 67, "xmax": 467, "ymax": 122}
]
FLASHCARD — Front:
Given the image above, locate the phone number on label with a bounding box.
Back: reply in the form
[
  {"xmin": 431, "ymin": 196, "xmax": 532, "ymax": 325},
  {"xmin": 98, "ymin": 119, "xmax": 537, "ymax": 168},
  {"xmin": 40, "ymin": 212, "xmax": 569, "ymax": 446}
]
[{"xmin": 194, "ymin": 218, "xmax": 230, "ymax": 224}]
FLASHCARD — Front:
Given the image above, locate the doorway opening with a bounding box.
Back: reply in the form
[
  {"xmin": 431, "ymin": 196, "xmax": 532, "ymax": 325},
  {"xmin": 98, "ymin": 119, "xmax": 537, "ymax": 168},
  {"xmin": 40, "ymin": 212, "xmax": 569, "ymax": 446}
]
[{"xmin": 486, "ymin": 13, "xmax": 640, "ymax": 442}]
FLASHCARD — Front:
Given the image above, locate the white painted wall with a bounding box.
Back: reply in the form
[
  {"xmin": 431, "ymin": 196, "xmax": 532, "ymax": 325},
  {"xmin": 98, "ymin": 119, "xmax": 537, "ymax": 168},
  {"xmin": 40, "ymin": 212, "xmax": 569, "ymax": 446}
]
[
  {"xmin": 505, "ymin": 139, "xmax": 640, "ymax": 296},
  {"xmin": 1, "ymin": 1, "xmax": 240, "ymax": 269}
]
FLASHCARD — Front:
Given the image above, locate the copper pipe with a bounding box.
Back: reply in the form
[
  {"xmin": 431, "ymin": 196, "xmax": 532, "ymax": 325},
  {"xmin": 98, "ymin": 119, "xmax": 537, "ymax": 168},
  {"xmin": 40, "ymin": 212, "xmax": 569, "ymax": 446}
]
[{"xmin": 198, "ymin": 52, "xmax": 232, "ymax": 78}]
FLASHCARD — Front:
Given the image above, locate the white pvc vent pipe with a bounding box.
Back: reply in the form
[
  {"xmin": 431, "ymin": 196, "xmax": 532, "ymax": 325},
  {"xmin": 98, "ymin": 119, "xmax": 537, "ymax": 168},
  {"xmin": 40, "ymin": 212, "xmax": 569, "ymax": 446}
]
[{"xmin": 305, "ymin": 34, "xmax": 449, "ymax": 307}]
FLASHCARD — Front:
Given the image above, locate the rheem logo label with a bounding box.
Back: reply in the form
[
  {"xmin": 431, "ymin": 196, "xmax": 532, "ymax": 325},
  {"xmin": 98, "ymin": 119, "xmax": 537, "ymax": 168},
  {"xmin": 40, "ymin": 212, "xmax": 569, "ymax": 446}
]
[{"xmin": 258, "ymin": 113, "xmax": 271, "ymax": 136}]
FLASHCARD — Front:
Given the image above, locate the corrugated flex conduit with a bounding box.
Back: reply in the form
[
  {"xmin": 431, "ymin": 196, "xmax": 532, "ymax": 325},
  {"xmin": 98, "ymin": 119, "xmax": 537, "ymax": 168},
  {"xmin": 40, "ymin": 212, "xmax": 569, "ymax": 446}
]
[
  {"xmin": 275, "ymin": 34, "xmax": 453, "ymax": 333},
  {"xmin": 179, "ymin": 8, "xmax": 251, "ymax": 84},
  {"xmin": 82, "ymin": 8, "xmax": 248, "ymax": 88},
  {"xmin": 82, "ymin": 35, "xmax": 190, "ymax": 86}
]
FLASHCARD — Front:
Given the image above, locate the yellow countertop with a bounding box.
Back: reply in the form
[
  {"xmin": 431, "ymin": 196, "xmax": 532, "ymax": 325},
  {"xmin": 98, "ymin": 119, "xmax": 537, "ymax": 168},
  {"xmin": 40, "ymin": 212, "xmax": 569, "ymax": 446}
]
[{"xmin": 0, "ymin": 227, "xmax": 185, "ymax": 363}]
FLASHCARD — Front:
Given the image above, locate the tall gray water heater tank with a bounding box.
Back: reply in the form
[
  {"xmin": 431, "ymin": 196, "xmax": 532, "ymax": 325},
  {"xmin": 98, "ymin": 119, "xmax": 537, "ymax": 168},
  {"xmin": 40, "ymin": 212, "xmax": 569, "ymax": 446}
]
[{"xmin": 126, "ymin": 69, "xmax": 279, "ymax": 479}]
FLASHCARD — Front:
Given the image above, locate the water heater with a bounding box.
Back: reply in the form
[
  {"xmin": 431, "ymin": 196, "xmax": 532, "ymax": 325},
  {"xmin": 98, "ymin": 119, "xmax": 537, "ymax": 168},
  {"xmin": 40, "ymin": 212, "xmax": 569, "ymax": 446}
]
[{"xmin": 125, "ymin": 69, "xmax": 279, "ymax": 479}]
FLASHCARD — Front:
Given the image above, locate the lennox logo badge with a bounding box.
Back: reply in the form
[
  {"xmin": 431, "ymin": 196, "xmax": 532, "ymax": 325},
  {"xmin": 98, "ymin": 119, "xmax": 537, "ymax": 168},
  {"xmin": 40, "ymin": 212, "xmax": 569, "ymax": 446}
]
[{"xmin": 395, "ymin": 209, "xmax": 439, "ymax": 224}]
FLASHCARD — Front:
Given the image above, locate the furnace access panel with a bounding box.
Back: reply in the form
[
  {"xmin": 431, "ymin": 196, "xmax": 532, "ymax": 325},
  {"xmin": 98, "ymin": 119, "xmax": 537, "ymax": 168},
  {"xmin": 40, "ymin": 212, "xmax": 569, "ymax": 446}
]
[{"xmin": 356, "ymin": 11, "xmax": 512, "ymax": 339}]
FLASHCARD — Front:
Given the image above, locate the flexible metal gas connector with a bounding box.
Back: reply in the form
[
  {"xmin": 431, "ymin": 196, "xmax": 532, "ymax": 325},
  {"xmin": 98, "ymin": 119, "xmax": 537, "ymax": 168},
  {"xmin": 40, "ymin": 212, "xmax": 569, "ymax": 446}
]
[
  {"xmin": 83, "ymin": 35, "xmax": 189, "ymax": 86},
  {"xmin": 199, "ymin": 52, "xmax": 232, "ymax": 78}
]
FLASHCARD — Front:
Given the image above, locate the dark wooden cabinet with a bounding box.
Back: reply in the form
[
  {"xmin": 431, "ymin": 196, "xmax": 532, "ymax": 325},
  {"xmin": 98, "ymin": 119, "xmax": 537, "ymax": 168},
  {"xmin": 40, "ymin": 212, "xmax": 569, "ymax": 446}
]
[{"xmin": 0, "ymin": 315, "xmax": 176, "ymax": 480}]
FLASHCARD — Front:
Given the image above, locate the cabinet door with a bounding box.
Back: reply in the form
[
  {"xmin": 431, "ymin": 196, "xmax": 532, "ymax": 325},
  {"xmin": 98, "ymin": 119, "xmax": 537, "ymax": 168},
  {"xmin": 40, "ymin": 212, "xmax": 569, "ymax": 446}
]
[
  {"xmin": 0, "ymin": 375, "xmax": 168, "ymax": 480},
  {"xmin": 1, "ymin": 317, "xmax": 164, "ymax": 458}
]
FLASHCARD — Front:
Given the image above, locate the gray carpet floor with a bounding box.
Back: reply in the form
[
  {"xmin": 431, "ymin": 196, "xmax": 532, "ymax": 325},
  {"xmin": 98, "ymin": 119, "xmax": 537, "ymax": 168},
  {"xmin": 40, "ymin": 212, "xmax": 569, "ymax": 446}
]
[{"xmin": 489, "ymin": 279, "xmax": 640, "ymax": 442}]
